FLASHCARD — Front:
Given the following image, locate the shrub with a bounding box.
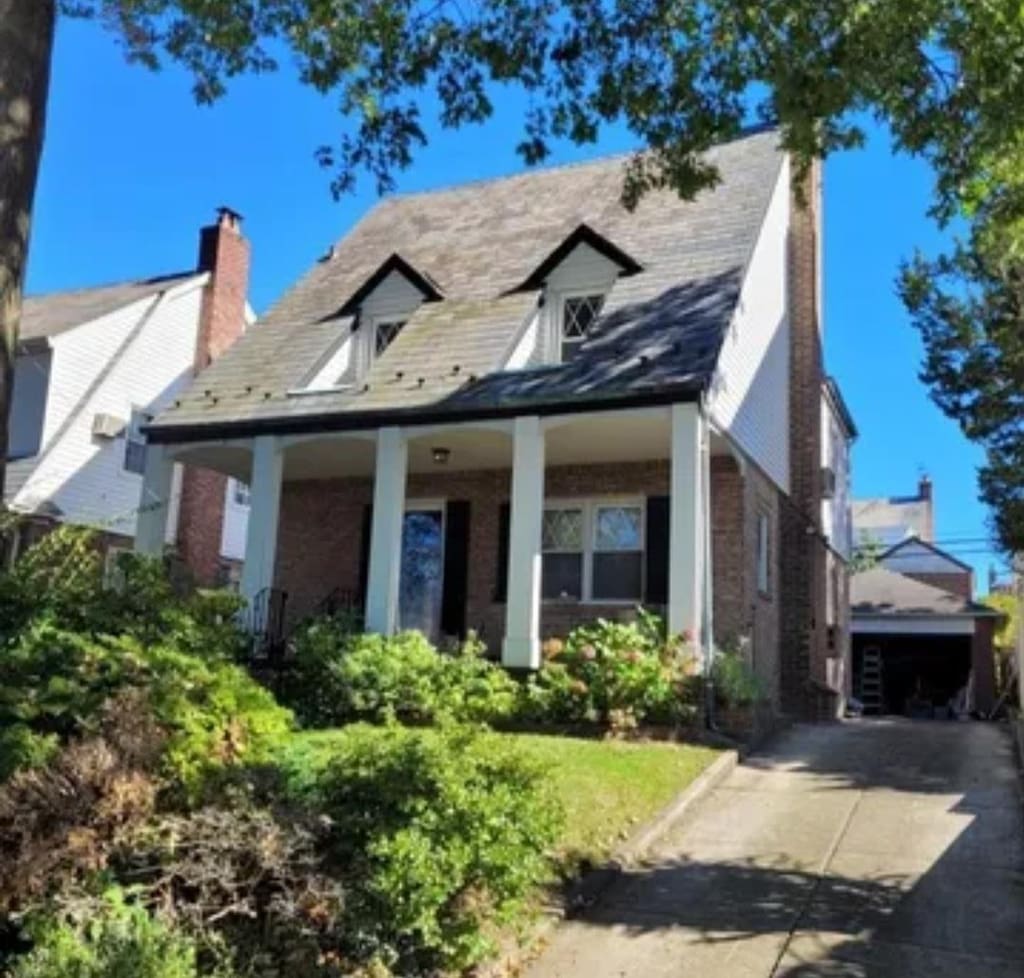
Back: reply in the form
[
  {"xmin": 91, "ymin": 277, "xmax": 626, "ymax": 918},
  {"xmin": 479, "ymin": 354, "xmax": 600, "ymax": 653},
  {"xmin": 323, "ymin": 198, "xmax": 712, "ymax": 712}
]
[
  {"xmin": 524, "ymin": 610, "xmax": 701, "ymax": 728},
  {"xmin": 118, "ymin": 797, "xmax": 345, "ymax": 978},
  {"xmin": 11, "ymin": 888, "xmax": 208, "ymax": 978},
  {"xmin": 0, "ymin": 695, "xmax": 163, "ymax": 913},
  {"xmin": 711, "ymin": 648, "xmax": 763, "ymax": 707},
  {"xmin": 313, "ymin": 723, "xmax": 562, "ymax": 972},
  {"xmin": 281, "ymin": 622, "xmax": 518, "ymax": 728},
  {"xmin": 0, "ymin": 525, "xmax": 248, "ymax": 661},
  {"xmin": 0, "ymin": 622, "xmax": 292, "ymax": 799}
]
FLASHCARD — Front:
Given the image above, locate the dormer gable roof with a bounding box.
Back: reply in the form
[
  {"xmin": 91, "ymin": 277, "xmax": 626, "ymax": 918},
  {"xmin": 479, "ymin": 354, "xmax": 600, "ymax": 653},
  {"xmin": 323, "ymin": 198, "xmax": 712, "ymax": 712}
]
[
  {"xmin": 879, "ymin": 535, "xmax": 974, "ymax": 573},
  {"xmin": 510, "ymin": 223, "xmax": 643, "ymax": 293},
  {"xmin": 335, "ymin": 253, "xmax": 444, "ymax": 318}
]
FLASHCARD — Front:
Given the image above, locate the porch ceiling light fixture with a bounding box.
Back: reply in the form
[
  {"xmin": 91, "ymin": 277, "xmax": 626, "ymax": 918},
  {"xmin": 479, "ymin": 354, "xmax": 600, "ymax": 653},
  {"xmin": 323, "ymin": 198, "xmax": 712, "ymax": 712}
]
[{"xmin": 431, "ymin": 446, "xmax": 451, "ymax": 466}]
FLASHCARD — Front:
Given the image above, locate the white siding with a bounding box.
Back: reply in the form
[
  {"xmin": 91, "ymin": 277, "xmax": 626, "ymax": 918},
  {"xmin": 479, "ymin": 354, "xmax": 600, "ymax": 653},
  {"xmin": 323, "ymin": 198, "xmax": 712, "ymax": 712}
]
[
  {"xmin": 505, "ymin": 310, "xmax": 541, "ymax": 369},
  {"xmin": 306, "ymin": 333, "xmax": 355, "ymax": 390},
  {"xmin": 708, "ymin": 156, "xmax": 791, "ymax": 491},
  {"xmin": 13, "ymin": 283, "xmax": 205, "ymax": 538},
  {"xmin": 9, "ymin": 351, "xmax": 51, "ymax": 458},
  {"xmin": 821, "ymin": 393, "xmax": 853, "ymax": 559}
]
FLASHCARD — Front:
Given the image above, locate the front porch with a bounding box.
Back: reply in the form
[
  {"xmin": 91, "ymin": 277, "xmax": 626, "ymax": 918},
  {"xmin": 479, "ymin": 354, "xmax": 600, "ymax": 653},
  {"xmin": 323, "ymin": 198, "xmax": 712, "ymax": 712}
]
[{"xmin": 138, "ymin": 404, "xmax": 755, "ymax": 672}]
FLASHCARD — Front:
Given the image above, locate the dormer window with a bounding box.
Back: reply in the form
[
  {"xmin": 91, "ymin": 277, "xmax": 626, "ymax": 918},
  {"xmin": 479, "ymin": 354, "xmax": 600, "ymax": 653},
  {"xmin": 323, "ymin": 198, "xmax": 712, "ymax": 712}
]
[
  {"xmin": 560, "ymin": 294, "xmax": 605, "ymax": 362},
  {"xmin": 374, "ymin": 318, "xmax": 407, "ymax": 357}
]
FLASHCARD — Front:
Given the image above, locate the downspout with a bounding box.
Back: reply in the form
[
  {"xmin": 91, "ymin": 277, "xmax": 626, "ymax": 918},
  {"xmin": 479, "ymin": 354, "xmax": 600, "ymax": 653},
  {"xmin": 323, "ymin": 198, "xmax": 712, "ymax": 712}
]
[{"xmin": 700, "ymin": 398, "xmax": 717, "ymax": 730}]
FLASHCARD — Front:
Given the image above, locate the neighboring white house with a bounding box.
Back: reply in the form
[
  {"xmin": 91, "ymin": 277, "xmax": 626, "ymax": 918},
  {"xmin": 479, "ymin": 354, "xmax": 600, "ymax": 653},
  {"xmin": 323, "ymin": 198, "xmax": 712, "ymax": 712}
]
[
  {"xmin": 852, "ymin": 476, "xmax": 935, "ymax": 546},
  {"xmin": 5, "ymin": 210, "xmax": 253, "ymax": 579}
]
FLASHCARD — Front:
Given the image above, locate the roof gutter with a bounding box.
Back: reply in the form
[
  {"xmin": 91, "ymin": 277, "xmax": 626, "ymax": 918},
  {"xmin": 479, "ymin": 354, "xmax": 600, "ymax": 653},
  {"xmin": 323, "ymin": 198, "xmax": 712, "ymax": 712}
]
[{"xmin": 144, "ymin": 382, "xmax": 704, "ymax": 445}]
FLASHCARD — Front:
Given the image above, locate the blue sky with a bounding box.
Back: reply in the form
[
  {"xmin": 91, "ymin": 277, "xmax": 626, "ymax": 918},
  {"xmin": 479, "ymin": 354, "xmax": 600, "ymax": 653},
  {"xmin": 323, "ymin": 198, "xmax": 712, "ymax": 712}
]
[{"xmin": 27, "ymin": 16, "xmax": 1006, "ymax": 588}]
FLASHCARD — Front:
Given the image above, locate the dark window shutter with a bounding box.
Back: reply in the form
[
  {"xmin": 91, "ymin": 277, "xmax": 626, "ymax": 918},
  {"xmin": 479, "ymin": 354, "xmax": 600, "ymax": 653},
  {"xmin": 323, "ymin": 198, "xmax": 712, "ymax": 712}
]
[
  {"xmin": 494, "ymin": 502, "xmax": 511, "ymax": 602},
  {"xmin": 441, "ymin": 500, "xmax": 471, "ymax": 638},
  {"xmin": 645, "ymin": 495, "xmax": 670, "ymax": 606},
  {"xmin": 358, "ymin": 504, "xmax": 373, "ymax": 616}
]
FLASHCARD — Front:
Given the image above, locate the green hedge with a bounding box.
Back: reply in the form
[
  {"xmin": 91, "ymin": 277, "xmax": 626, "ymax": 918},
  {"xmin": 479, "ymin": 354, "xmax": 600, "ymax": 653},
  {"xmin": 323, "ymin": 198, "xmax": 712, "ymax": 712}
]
[{"xmin": 279, "ymin": 623, "xmax": 519, "ymax": 728}]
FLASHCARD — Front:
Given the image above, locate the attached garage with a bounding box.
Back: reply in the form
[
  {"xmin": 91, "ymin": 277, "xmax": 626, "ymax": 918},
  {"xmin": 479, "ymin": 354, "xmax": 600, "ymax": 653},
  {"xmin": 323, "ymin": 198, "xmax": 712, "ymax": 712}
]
[{"xmin": 851, "ymin": 567, "xmax": 1000, "ymax": 717}]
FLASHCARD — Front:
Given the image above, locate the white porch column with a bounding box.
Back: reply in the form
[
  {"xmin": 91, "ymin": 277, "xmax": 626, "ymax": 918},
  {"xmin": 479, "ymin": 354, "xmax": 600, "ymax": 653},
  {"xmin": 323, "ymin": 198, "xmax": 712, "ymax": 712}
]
[
  {"xmin": 668, "ymin": 402, "xmax": 705, "ymax": 645},
  {"xmin": 240, "ymin": 435, "xmax": 284, "ymax": 607},
  {"xmin": 365, "ymin": 427, "xmax": 408, "ymax": 634},
  {"xmin": 502, "ymin": 416, "xmax": 545, "ymax": 669},
  {"xmin": 134, "ymin": 443, "xmax": 175, "ymax": 555}
]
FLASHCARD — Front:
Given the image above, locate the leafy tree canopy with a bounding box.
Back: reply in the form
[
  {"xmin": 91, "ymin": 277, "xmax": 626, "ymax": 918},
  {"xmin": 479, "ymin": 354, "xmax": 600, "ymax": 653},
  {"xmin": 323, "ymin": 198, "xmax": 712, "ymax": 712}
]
[{"xmin": 58, "ymin": 1, "xmax": 1024, "ymax": 216}]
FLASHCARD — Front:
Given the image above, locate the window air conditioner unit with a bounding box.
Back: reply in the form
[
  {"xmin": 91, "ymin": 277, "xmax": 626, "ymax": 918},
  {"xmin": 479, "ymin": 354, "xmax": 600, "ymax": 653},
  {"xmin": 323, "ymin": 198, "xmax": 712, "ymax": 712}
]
[
  {"xmin": 92, "ymin": 412, "xmax": 126, "ymax": 439},
  {"xmin": 821, "ymin": 466, "xmax": 837, "ymax": 500}
]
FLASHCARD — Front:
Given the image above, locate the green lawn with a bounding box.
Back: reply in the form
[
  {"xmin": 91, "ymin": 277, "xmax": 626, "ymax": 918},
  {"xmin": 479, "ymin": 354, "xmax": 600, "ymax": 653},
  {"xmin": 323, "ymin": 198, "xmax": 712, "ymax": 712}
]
[{"xmin": 281, "ymin": 728, "xmax": 720, "ymax": 870}]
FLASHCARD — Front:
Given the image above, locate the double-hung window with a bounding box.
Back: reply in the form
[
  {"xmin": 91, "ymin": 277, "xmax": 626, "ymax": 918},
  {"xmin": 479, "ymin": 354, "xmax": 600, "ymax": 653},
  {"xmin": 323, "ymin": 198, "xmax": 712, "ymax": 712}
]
[
  {"xmin": 591, "ymin": 503, "xmax": 644, "ymax": 600},
  {"xmin": 231, "ymin": 479, "xmax": 251, "ymax": 507},
  {"xmin": 541, "ymin": 500, "xmax": 644, "ymax": 602},
  {"xmin": 559, "ymin": 294, "xmax": 604, "ymax": 362},
  {"xmin": 757, "ymin": 511, "xmax": 771, "ymax": 596},
  {"xmin": 123, "ymin": 408, "xmax": 149, "ymax": 475},
  {"xmin": 541, "ymin": 506, "xmax": 585, "ymax": 600}
]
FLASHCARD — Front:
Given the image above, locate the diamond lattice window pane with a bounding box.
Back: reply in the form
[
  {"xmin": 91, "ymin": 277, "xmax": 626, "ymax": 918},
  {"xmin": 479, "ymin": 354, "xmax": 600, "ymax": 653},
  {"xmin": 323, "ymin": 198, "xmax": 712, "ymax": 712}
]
[
  {"xmin": 594, "ymin": 506, "xmax": 642, "ymax": 551},
  {"xmin": 542, "ymin": 509, "xmax": 584, "ymax": 551},
  {"xmin": 375, "ymin": 319, "xmax": 407, "ymax": 356},
  {"xmin": 561, "ymin": 295, "xmax": 605, "ymax": 340}
]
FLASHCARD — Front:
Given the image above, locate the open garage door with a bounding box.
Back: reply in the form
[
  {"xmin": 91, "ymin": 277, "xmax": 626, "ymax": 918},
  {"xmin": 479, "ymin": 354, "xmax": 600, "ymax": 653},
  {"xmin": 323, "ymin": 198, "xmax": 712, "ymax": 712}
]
[{"xmin": 853, "ymin": 633, "xmax": 971, "ymax": 717}]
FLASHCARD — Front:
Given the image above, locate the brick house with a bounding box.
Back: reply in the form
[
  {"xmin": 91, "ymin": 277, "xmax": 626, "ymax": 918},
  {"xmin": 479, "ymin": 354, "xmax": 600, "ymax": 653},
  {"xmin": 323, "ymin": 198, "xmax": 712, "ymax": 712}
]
[
  {"xmin": 4, "ymin": 210, "xmax": 253, "ymax": 584},
  {"xmin": 138, "ymin": 128, "xmax": 853, "ymax": 715}
]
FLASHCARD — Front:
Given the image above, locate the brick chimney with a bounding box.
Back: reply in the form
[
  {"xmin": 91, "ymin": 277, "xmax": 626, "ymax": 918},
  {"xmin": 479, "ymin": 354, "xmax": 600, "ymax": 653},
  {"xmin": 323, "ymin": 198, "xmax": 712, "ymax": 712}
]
[
  {"xmin": 779, "ymin": 159, "xmax": 830, "ymax": 717},
  {"xmin": 176, "ymin": 207, "xmax": 250, "ymax": 585},
  {"xmin": 918, "ymin": 474, "xmax": 935, "ymax": 541}
]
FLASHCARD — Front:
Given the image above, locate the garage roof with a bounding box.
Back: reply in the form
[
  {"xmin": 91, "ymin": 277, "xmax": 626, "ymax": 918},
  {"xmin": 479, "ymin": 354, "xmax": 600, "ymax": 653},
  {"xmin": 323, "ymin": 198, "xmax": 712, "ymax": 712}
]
[{"xmin": 851, "ymin": 567, "xmax": 998, "ymax": 618}]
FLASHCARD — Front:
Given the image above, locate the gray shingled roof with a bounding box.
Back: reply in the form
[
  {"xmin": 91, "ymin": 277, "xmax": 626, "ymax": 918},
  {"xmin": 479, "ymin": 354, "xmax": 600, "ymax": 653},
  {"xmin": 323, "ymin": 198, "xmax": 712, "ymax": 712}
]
[
  {"xmin": 21, "ymin": 273, "xmax": 200, "ymax": 342},
  {"xmin": 149, "ymin": 128, "xmax": 784, "ymax": 441},
  {"xmin": 851, "ymin": 567, "xmax": 997, "ymax": 618}
]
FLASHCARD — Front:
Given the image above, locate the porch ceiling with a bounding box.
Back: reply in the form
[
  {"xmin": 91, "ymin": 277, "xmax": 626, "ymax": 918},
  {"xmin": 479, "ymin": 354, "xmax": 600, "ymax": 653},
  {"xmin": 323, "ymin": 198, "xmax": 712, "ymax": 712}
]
[{"xmin": 165, "ymin": 407, "xmax": 736, "ymax": 483}]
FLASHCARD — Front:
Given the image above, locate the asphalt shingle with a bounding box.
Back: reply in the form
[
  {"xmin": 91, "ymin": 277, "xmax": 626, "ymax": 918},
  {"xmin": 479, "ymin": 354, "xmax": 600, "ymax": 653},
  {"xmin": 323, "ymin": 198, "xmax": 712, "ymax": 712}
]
[{"xmin": 150, "ymin": 128, "xmax": 784, "ymax": 439}]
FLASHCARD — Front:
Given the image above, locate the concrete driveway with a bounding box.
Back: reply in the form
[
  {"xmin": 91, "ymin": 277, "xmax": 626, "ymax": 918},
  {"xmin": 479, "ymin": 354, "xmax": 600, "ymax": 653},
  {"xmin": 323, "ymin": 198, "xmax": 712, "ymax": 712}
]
[{"xmin": 524, "ymin": 720, "xmax": 1024, "ymax": 977}]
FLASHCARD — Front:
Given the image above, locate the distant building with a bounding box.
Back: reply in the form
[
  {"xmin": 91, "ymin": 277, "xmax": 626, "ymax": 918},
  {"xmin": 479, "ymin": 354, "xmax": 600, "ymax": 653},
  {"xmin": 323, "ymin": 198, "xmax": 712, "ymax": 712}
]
[{"xmin": 852, "ymin": 475, "xmax": 934, "ymax": 546}]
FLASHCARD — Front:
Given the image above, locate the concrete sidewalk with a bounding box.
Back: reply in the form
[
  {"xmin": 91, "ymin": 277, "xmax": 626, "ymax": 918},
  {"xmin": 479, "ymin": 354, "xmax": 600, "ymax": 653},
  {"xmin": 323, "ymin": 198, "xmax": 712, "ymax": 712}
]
[{"xmin": 523, "ymin": 720, "xmax": 1024, "ymax": 978}]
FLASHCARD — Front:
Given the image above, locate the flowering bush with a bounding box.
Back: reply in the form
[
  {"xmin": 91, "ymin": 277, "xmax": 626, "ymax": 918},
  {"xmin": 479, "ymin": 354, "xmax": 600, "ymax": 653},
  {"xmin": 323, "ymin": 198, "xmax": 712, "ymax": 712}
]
[{"xmin": 524, "ymin": 610, "xmax": 701, "ymax": 728}]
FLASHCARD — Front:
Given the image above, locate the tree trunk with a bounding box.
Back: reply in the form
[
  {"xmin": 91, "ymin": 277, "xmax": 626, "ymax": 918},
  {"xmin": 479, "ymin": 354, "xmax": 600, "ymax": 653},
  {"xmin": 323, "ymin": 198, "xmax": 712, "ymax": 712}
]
[{"xmin": 0, "ymin": 0, "xmax": 56, "ymax": 498}]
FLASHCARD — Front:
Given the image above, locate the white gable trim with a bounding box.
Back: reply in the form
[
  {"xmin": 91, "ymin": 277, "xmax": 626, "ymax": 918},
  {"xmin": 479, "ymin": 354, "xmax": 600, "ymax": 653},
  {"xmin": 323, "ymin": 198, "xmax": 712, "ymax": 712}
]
[
  {"xmin": 852, "ymin": 616, "xmax": 975, "ymax": 636},
  {"xmin": 707, "ymin": 154, "xmax": 791, "ymax": 493}
]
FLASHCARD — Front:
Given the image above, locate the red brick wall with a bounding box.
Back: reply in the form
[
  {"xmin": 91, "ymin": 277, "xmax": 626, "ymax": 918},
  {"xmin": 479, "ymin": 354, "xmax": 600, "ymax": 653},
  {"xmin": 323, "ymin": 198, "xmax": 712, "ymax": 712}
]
[
  {"xmin": 972, "ymin": 617, "xmax": 997, "ymax": 714},
  {"xmin": 779, "ymin": 161, "xmax": 831, "ymax": 718},
  {"xmin": 274, "ymin": 459, "xmax": 769, "ymax": 657},
  {"xmin": 177, "ymin": 211, "xmax": 250, "ymax": 585},
  {"xmin": 902, "ymin": 570, "xmax": 973, "ymax": 600}
]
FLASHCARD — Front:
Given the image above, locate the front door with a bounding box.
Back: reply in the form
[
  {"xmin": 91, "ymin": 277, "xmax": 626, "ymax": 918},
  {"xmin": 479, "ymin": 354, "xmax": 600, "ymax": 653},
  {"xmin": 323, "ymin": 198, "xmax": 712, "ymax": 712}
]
[{"xmin": 399, "ymin": 507, "xmax": 445, "ymax": 640}]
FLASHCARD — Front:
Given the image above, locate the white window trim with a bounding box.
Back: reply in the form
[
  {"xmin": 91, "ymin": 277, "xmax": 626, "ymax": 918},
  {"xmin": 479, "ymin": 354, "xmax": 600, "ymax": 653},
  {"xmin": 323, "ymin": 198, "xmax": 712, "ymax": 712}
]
[
  {"xmin": 757, "ymin": 510, "xmax": 771, "ymax": 597},
  {"xmin": 542, "ymin": 496, "xmax": 645, "ymax": 604},
  {"xmin": 546, "ymin": 285, "xmax": 611, "ymax": 364},
  {"xmin": 122, "ymin": 406, "xmax": 149, "ymax": 477}
]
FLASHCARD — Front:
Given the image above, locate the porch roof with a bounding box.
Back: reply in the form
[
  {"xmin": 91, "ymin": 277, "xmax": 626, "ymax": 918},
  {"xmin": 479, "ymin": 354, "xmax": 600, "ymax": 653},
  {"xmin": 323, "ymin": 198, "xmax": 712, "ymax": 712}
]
[
  {"xmin": 147, "ymin": 128, "xmax": 782, "ymax": 444},
  {"xmin": 851, "ymin": 567, "xmax": 998, "ymax": 619}
]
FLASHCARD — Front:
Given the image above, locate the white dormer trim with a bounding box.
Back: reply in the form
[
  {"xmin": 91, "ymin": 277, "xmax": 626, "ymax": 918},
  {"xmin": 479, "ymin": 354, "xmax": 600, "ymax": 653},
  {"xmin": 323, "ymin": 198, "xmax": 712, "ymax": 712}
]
[{"xmin": 540, "ymin": 242, "xmax": 619, "ymax": 363}]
